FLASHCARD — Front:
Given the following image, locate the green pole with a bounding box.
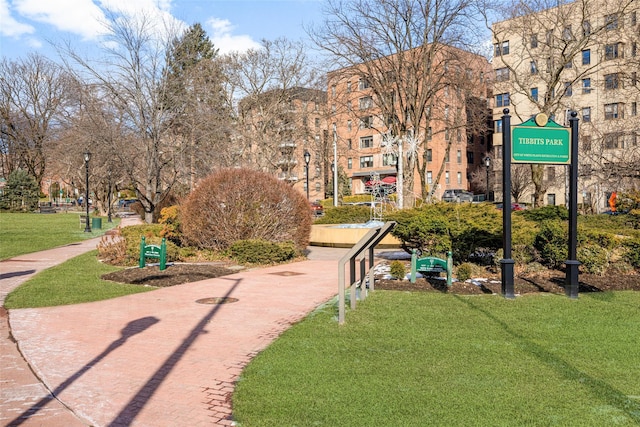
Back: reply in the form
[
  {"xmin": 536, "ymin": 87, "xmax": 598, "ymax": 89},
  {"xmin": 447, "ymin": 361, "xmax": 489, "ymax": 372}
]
[
  {"xmin": 139, "ymin": 236, "xmax": 146, "ymax": 268},
  {"xmin": 410, "ymin": 249, "xmax": 417, "ymax": 283},
  {"xmin": 446, "ymin": 251, "xmax": 453, "ymax": 287},
  {"xmin": 160, "ymin": 238, "xmax": 167, "ymax": 271}
]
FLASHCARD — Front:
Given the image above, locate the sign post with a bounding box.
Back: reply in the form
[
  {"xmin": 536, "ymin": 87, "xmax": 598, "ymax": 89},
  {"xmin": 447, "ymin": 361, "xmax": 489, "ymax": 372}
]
[{"xmin": 139, "ymin": 237, "xmax": 167, "ymax": 270}]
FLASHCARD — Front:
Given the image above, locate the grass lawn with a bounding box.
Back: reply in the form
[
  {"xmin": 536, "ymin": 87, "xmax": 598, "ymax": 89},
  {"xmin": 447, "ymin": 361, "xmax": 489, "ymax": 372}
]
[
  {"xmin": 3, "ymin": 251, "xmax": 153, "ymax": 308},
  {"xmin": 0, "ymin": 212, "xmax": 119, "ymax": 260},
  {"xmin": 233, "ymin": 291, "xmax": 640, "ymax": 426}
]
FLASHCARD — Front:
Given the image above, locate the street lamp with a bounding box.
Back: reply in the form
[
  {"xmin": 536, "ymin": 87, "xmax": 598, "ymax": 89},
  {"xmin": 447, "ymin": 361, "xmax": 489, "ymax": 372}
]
[
  {"xmin": 107, "ymin": 167, "xmax": 113, "ymax": 223},
  {"xmin": 303, "ymin": 150, "xmax": 311, "ymax": 201},
  {"xmin": 84, "ymin": 150, "xmax": 91, "ymax": 233},
  {"xmin": 484, "ymin": 156, "xmax": 492, "ymax": 202}
]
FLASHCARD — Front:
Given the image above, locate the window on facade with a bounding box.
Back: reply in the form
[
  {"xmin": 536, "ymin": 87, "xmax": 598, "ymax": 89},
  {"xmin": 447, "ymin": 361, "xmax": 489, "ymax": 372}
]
[
  {"xmin": 495, "ymin": 145, "xmax": 503, "ymax": 158},
  {"xmin": 347, "ymin": 158, "xmax": 352, "ymax": 169},
  {"xmin": 605, "ymin": 73, "xmax": 620, "ymax": 90},
  {"xmin": 495, "ymin": 92, "xmax": 510, "ymax": 107},
  {"xmin": 633, "ymin": 42, "xmax": 638, "ymax": 57},
  {"xmin": 457, "ymin": 172, "xmax": 462, "ymax": 185},
  {"xmin": 632, "ymin": 11, "xmax": 637, "ymax": 26},
  {"xmin": 383, "ymin": 153, "xmax": 397, "ymax": 166},
  {"xmin": 496, "ymin": 67, "xmax": 509, "ymax": 81},
  {"xmin": 582, "ymin": 107, "xmax": 591, "ymax": 122},
  {"xmin": 331, "ymin": 104, "xmax": 336, "ymax": 113},
  {"xmin": 315, "ymin": 183, "xmax": 321, "ymax": 192},
  {"xmin": 347, "ymin": 100, "xmax": 352, "ymax": 111},
  {"xmin": 582, "ymin": 49, "xmax": 590, "ymax": 65},
  {"xmin": 346, "ymin": 81, "xmax": 351, "ymax": 92},
  {"xmin": 582, "ymin": 20, "xmax": 591, "ymax": 36},
  {"xmin": 427, "ymin": 127, "xmax": 432, "ymax": 141},
  {"xmin": 605, "ymin": 13, "xmax": 619, "ymax": 30},
  {"xmin": 564, "ymin": 82, "xmax": 572, "ymax": 97},
  {"xmin": 359, "ymin": 96, "xmax": 373, "ymax": 110},
  {"xmin": 347, "ymin": 139, "xmax": 352, "ymax": 149},
  {"xmin": 314, "ymin": 118, "xmax": 320, "ymax": 127},
  {"xmin": 358, "ymin": 79, "xmax": 371, "ymax": 90},
  {"xmin": 457, "ymin": 129, "xmax": 462, "ymax": 143},
  {"xmin": 605, "ymin": 43, "xmax": 622, "ymax": 60},
  {"xmin": 531, "ymin": 34, "xmax": 538, "ymax": 48},
  {"xmin": 604, "ymin": 103, "xmax": 623, "ymax": 119},
  {"xmin": 427, "ymin": 171, "xmax": 433, "ymax": 184},
  {"xmin": 531, "ymin": 87, "xmax": 538, "ymax": 101},
  {"xmin": 359, "ymin": 116, "xmax": 373, "ymax": 129},
  {"xmin": 604, "ymin": 133, "xmax": 622, "ymax": 149},
  {"xmin": 530, "ymin": 61, "xmax": 538, "ymax": 74},
  {"xmin": 562, "ymin": 26, "xmax": 573, "ymax": 40},
  {"xmin": 632, "ymin": 102, "xmax": 637, "ymax": 116},
  {"xmin": 444, "ymin": 105, "xmax": 450, "ymax": 119},
  {"xmin": 581, "ymin": 135, "xmax": 592, "ymax": 152},
  {"xmin": 467, "ymin": 151, "xmax": 474, "ymax": 164},
  {"xmin": 547, "ymin": 166, "xmax": 556, "ymax": 181},
  {"xmin": 495, "ymin": 120, "xmax": 503, "ymax": 133},
  {"xmin": 582, "ymin": 78, "xmax": 591, "ymax": 94},
  {"xmin": 494, "ymin": 40, "xmax": 509, "ymax": 56},
  {"xmin": 546, "ymin": 57, "xmax": 552, "ymax": 72},
  {"xmin": 360, "ymin": 136, "xmax": 373, "ymax": 148},
  {"xmin": 445, "ymin": 129, "xmax": 450, "ymax": 141},
  {"xmin": 457, "ymin": 150, "xmax": 462, "ymax": 163},
  {"xmin": 360, "ymin": 155, "xmax": 373, "ymax": 168},
  {"xmin": 331, "ymin": 85, "xmax": 336, "ymax": 98},
  {"xmin": 445, "ymin": 171, "xmax": 450, "ymax": 184},
  {"xmin": 564, "ymin": 60, "xmax": 572, "ymax": 69},
  {"xmin": 427, "ymin": 149, "xmax": 433, "ymax": 162},
  {"xmin": 633, "ymin": 72, "xmax": 638, "ymax": 86},
  {"xmin": 347, "ymin": 120, "xmax": 352, "ymax": 131},
  {"xmin": 547, "ymin": 194, "xmax": 556, "ymax": 206},
  {"xmin": 546, "ymin": 30, "xmax": 553, "ymax": 44}
]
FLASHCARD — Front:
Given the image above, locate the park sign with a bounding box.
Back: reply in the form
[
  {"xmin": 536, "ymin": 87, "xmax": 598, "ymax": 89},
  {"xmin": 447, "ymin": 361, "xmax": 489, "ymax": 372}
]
[{"xmin": 511, "ymin": 113, "xmax": 571, "ymax": 164}]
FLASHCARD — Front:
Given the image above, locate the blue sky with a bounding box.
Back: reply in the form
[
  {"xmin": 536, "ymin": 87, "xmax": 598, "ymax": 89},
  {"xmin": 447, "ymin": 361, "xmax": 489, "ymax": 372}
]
[{"xmin": 0, "ymin": 0, "xmax": 324, "ymax": 60}]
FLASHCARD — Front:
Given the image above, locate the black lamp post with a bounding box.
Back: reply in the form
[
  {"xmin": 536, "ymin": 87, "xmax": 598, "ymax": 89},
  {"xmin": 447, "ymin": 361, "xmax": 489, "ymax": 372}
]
[
  {"xmin": 84, "ymin": 150, "xmax": 91, "ymax": 232},
  {"xmin": 484, "ymin": 156, "xmax": 491, "ymax": 202},
  {"xmin": 304, "ymin": 150, "xmax": 311, "ymax": 201},
  {"xmin": 107, "ymin": 167, "xmax": 113, "ymax": 223}
]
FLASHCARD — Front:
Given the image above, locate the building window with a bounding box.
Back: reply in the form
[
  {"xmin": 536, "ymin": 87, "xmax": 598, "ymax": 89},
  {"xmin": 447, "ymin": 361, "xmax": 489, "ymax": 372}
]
[
  {"xmin": 457, "ymin": 172, "xmax": 462, "ymax": 185},
  {"xmin": 346, "ymin": 81, "xmax": 351, "ymax": 92},
  {"xmin": 582, "ymin": 107, "xmax": 591, "ymax": 122},
  {"xmin": 445, "ymin": 129, "xmax": 450, "ymax": 141},
  {"xmin": 347, "ymin": 158, "xmax": 353, "ymax": 169},
  {"xmin": 314, "ymin": 118, "xmax": 320, "ymax": 127},
  {"xmin": 604, "ymin": 103, "xmax": 623, "ymax": 120},
  {"xmin": 547, "ymin": 166, "xmax": 556, "ymax": 181},
  {"xmin": 632, "ymin": 11, "xmax": 637, "ymax": 26},
  {"xmin": 358, "ymin": 96, "xmax": 373, "ymax": 110},
  {"xmin": 445, "ymin": 171, "xmax": 450, "ymax": 184},
  {"xmin": 582, "ymin": 20, "xmax": 591, "ymax": 36},
  {"xmin": 604, "ymin": 133, "xmax": 622, "ymax": 149},
  {"xmin": 581, "ymin": 135, "xmax": 591, "ymax": 152},
  {"xmin": 494, "ymin": 40, "xmax": 509, "ymax": 56},
  {"xmin": 530, "ymin": 60, "xmax": 538, "ymax": 74},
  {"xmin": 530, "ymin": 34, "xmax": 538, "ymax": 48},
  {"xmin": 564, "ymin": 82, "xmax": 572, "ymax": 97},
  {"xmin": 582, "ymin": 49, "xmax": 590, "ymax": 65},
  {"xmin": 426, "ymin": 149, "xmax": 432, "ymax": 162},
  {"xmin": 427, "ymin": 171, "xmax": 433, "ymax": 185},
  {"xmin": 427, "ymin": 127, "xmax": 432, "ymax": 141},
  {"xmin": 347, "ymin": 120, "xmax": 352, "ymax": 131},
  {"xmin": 359, "ymin": 116, "xmax": 373, "ymax": 129},
  {"xmin": 331, "ymin": 104, "xmax": 336, "ymax": 113},
  {"xmin": 604, "ymin": 73, "xmax": 619, "ymax": 90},
  {"xmin": 445, "ymin": 150, "xmax": 450, "ymax": 163},
  {"xmin": 531, "ymin": 87, "xmax": 538, "ymax": 102},
  {"xmin": 467, "ymin": 151, "xmax": 474, "ymax": 164},
  {"xmin": 562, "ymin": 26, "xmax": 573, "ymax": 41},
  {"xmin": 347, "ymin": 100, "xmax": 352, "ymax": 111},
  {"xmin": 633, "ymin": 72, "xmax": 638, "ymax": 86},
  {"xmin": 495, "ymin": 93, "xmax": 510, "ymax": 107},
  {"xmin": 632, "ymin": 102, "xmax": 637, "ymax": 116},
  {"xmin": 360, "ymin": 155, "xmax": 373, "ymax": 168},
  {"xmin": 358, "ymin": 79, "xmax": 370, "ymax": 90},
  {"xmin": 382, "ymin": 153, "xmax": 397, "ymax": 166},
  {"xmin": 331, "ymin": 85, "xmax": 336, "ymax": 98},
  {"xmin": 457, "ymin": 149, "xmax": 462, "ymax": 163},
  {"xmin": 605, "ymin": 43, "xmax": 622, "ymax": 60},
  {"xmin": 605, "ymin": 13, "xmax": 619, "ymax": 31},
  {"xmin": 496, "ymin": 67, "xmax": 509, "ymax": 81},
  {"xmin": 315, "ymin": 182, "xmax": 321, "ymax": 192},
  {"xmin": 495, "ymin": 120, "xmax": 503, "ymax": 133},
  {"xmin": 547, "ymin": 194, "xmax": 556, "ymax": 206},
  {"xmin": 495, "ymin": 145, "xmax": 503, "ymax": 158},
  {"xmin": 360, "ymin": 136, "xmax": 374, "ymax": 148},
  {"xmin": 632, "ymin": 42, "xmax": 637, "ymax": 57},
  {"xmin": 582, "ymin": 78, "xmax": 591, "ymax": 94},
  {"xmin": 564, "ymin": 60, "xmax": 572, "ymax": 69},
  {"xmin": 347, "ymin": 139, "xmax": 352, "ymax": 149}
]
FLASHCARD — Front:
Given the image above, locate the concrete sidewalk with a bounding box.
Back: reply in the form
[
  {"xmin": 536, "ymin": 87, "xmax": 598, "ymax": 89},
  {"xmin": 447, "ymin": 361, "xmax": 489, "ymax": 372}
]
[{"xmin": 1, "ymin": 218, "xmax": 351, "ymax": 426}]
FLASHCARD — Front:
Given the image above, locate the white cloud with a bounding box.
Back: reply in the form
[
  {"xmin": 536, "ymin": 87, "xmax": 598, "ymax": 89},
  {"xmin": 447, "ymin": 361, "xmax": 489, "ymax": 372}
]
[
  {"xmin": 0, "ymin": 0, "xmax": 35, "ymax": 37},
  {"xmin": 12, "ymin": 0, "xmax": 108, "ymax": 39},
  {"xmin": 206, "ymin": 17, "xmax": 260, "ymax": 54}
]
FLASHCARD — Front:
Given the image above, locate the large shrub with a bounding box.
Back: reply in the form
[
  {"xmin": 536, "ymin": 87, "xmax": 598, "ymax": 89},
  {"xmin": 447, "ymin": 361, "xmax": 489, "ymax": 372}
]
[
  {"xmin": 313, "ymin": 204, "xmax": 372, "ymax": 224},
  {"xmin": 0, "ymin": 169, "xmax": 39, "ymax": 212},
  {"xmin": 533, "ymin": 220, "xmax": 568, "ymax": 268},
  {"xmin": 520, "ymin": 205, "xmax": 569, "ymax": 222},
  {"xmin": 622, "ymin": 238, "xmax": 640, "ymax": 269},
  {"xmin": 181, "ymin": 168, "xmax": 312, "ymax": 251}
]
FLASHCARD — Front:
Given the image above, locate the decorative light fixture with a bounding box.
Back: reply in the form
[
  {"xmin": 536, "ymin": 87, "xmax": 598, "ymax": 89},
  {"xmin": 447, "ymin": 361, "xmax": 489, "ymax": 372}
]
[
  {"xmin": 484, "ymin": 156, "xmax": 492, "ymax": 202},
  {"xmin": 83, "ymin": 150, "xmax": 92, "ymax": 232},
  {"xmin": 304, "ymin": 150, "xmax": 311, "ymax": 201}
]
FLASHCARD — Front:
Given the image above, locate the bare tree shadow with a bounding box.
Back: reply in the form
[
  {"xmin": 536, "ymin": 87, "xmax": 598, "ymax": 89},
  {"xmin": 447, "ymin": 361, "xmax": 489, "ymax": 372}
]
[
  {"xmin": 0, "ymin": 269, "xmax": 36, "ymax": 280},
  {"xmin": 8, "ymin": 316, "xmax": 160, "ymax": 426}
]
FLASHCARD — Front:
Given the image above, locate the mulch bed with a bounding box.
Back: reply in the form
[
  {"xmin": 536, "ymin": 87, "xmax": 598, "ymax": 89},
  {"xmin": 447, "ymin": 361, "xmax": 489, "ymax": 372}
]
[{"xmin": 101, "ymin": 263, "xmax": 240, "ymax": 287}]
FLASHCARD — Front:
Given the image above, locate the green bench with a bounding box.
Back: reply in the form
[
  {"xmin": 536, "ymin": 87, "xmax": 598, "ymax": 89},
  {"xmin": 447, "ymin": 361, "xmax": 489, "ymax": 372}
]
[{"xmin": 410, "ymin": 249, "xmax": 453, "ymax": 286}]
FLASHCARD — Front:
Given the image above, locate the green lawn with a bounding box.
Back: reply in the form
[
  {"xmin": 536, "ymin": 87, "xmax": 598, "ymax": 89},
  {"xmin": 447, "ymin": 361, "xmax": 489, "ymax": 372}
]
[
  {"xmin": 233, "ymin": 291, "xmax": 640, "ymax": 426},
  {"xmin": 3, "ymin": 250, "xmax": 153, "ymax": 308},
  {"xmin": 0, "ymin": 212, "xmax": 119, "ymax": 260}
]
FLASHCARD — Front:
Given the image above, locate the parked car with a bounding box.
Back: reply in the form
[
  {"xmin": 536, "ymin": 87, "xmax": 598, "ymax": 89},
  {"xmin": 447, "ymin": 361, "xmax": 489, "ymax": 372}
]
[
  {"xmin": 310, "ymin": 202, "xmax": 324, "ymax": 216},
  {"xmin": 495, "ymin": 202, "xmax": 525, "ymax": 211},
  {"xmin": 442, "ymin": 189, "xmax": 474, "ymax": 203}
]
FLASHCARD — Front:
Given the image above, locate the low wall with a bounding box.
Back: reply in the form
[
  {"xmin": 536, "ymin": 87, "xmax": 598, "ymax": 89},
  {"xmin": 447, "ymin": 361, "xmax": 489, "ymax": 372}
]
[{"xmin": 309, "ymin": 224, "xmax": 402, "ymax": 248}]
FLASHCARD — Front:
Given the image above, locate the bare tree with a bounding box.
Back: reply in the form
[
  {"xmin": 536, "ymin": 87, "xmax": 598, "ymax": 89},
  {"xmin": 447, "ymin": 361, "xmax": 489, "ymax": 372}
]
[
  {"xmin": 309, "ymin": 0, "xmax": 491, "ymax": 205},
  {"xmin": 59, "ymin": 11, "xmax": 183, "ymax": 222},
  {"xmin": 487, "ymin": 0, "xmax": 638, "ymax": 206},
  {"xmin": 0, "ymin": 54, "xmax": 72, "ymax": 185}
]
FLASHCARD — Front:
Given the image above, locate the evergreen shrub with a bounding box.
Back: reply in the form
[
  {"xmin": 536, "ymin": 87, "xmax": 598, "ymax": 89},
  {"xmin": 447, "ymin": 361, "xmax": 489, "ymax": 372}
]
[
  {"xmin": 389, "ymin": 261, "xmax": 406, "ymax": 280},
  {"xmin": 229, "ymin": 239, "xmax": 297, "ymax": 265},
  {"xmin": 313, "ymin": 204, "xmax": 372, "ymax": 224}
]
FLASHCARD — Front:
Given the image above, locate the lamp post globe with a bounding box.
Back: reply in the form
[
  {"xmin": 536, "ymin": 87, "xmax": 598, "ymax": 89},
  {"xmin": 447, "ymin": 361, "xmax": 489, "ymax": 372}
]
[
  {"xmin": 484, "ymin": 156, "xmax": 491, "ymax": 202},
  {"xmin": 84, "ymin": 150, "xmax": 92, "ymax": 232},
  {"xmin": 303, "ymin": 150, "xmax": 311, "ymax": 201}
]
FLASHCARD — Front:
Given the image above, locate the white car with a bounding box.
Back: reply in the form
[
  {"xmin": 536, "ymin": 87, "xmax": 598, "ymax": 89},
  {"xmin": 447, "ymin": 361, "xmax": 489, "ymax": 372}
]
[{"xmin": 442, "ymin": 189, "xmax": 473, "ymax": 203}]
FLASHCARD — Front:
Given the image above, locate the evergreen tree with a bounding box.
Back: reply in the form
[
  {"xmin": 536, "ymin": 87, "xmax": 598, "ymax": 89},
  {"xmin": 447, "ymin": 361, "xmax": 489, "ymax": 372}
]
[{"xmin": 0, "ymin": 169, "xmax": 40, "ymax": 211}]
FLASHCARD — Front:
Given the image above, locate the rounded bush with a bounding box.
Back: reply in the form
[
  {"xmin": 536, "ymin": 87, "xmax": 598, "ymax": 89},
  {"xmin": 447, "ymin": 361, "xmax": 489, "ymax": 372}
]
[
  {"xmin": 229, "ymin": 239, "xmax": 297, "ymax": 265},
  {"xmin": 456, "ymin": 263, "xmax": 474, "ymax": 281},
  {"xmin": 389, "ymin": 261, "xmax": 406, "ymax": 279},
  {"xmin": 181, "ymin": 168, "xmax": 312, "ymax": 251}
]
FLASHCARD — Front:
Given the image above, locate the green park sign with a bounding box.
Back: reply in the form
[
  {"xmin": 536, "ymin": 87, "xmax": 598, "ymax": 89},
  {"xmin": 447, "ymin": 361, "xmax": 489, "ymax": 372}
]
[{"xmin": 511, "ymin": 113, "xmax": 571, "ymax": 164}]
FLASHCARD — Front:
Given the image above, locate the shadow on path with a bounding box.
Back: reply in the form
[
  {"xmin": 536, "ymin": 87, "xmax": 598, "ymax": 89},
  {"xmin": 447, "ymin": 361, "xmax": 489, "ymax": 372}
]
[
  {"xmin": 7, "ymin": 316, "xmax": 160, "ymax": 426},
  {"xmin": 108, "ymin": 279, "xmax": 241, "ymax": 426},
  {"xmin": 0, "ymin": 270, "xmax": 36, "ymax": 281}
]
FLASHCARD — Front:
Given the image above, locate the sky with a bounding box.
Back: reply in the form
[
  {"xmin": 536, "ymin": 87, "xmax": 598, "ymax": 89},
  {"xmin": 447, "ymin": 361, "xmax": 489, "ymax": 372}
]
[{"xmin": 0, "ymin": 0, "xmax": 325, "ymax": 60}]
